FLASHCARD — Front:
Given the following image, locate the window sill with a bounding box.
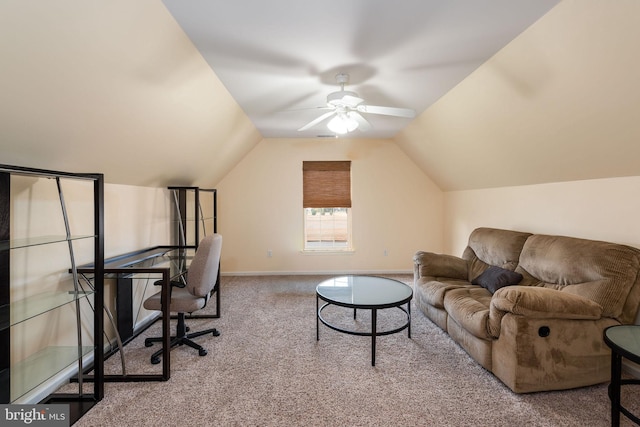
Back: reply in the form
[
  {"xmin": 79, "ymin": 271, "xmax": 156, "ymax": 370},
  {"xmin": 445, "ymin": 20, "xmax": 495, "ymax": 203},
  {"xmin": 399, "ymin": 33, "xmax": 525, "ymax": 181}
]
[{"xmin": 301, "ymin": 249, "xmax": 355, "ymax": 255}]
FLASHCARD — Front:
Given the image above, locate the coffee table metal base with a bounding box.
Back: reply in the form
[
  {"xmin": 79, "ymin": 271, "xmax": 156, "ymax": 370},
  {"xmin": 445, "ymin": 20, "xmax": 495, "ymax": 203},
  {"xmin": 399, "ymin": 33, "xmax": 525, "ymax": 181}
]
[
  {"xmin": 316, "ymin": 298, "xmax": 411, "ymax": 366},
  {"xmin": 604, "ymin": 325, "xmax": 640, "ymax": 426}
]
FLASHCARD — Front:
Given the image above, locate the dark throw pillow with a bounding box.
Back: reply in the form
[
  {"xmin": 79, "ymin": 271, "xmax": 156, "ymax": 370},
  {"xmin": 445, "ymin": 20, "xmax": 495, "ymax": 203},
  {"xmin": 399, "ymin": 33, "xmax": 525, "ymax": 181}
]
[{"xmin": 472, "ymin": 265, "xmax": 523, "ymax": 294}]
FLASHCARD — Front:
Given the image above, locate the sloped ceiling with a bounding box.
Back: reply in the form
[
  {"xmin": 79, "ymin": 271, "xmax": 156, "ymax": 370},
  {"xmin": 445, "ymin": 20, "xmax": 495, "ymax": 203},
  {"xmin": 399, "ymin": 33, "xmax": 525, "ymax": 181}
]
[
  {"xmin": 0, "ymin": 0, "xmax": 261, "ymax": 187},
  {"xmin": 1, "ymin": 1, "xmax": 639, "ymax": 192},
  {"xmin": 395, "ymin": 0, "xmax": 640, "ymax": 190}
]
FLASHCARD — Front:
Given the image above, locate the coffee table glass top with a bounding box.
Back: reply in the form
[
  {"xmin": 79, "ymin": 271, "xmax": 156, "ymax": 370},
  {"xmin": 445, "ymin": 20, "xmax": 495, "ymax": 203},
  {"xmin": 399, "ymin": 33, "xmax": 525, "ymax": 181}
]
[
  {"xmin": 316, "ymin": 275, "xmax": 412, "ymax": 307},
  {"xmin": 604, "ymin": 325, "xmax": 640, "ymax": 364}
]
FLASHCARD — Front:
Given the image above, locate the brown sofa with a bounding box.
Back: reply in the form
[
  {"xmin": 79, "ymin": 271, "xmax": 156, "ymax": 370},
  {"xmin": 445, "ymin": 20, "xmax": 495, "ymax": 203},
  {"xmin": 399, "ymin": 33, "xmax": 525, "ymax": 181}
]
[{"xmin": 413, "ymin": 227, "xmax": 640, "ymax": 393}]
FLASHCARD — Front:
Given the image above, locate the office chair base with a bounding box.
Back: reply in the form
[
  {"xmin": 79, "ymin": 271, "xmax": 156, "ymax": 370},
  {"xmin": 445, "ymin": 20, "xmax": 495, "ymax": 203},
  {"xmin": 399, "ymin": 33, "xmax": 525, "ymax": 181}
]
[{"xmin": 145, "ymin": 313, "xmax": 220, "ymax": 364}]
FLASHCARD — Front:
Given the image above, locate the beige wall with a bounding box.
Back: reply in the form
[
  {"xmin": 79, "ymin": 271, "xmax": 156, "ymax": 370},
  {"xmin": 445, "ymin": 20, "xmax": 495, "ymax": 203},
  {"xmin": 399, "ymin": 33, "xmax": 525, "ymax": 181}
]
[
  {"xmin": 103, "ymin": 183, "xmax": 172, "ymax": 256},
  {"xmin": 443, "ymin": 176, "xmax": 640, "ymax": 256},
  {"xmin": 217, "ymin": 137, "xmax": 443, "ymax": 274}
]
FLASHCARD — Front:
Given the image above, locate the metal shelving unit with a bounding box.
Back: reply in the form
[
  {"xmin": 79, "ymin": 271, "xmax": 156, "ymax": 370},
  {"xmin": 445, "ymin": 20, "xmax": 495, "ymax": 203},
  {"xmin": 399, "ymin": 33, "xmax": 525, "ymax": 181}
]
[{"xmin": 0, "ymin": 164, "xmax": 104, "ymax": 424}]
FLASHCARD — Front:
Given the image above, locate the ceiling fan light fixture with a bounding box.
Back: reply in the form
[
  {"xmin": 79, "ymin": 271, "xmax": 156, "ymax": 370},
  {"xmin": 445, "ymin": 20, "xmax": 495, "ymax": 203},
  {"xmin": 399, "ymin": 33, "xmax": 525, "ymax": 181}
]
[
  {"xmin": 297, "ymin": 72, "xmax": 414, "ymax": 134},
  {"xmin": 327, "ymin": 90, "xmax": 360, "ymax": 106},
  {"xmin": 327, "ymin": 113, "xmax": 358, "ymax": 134}
]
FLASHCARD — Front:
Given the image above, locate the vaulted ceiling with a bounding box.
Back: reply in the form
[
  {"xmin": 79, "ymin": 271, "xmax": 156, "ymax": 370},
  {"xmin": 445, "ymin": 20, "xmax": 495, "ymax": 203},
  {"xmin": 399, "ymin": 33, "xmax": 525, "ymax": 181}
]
[
  {"xmin": 1, "ymin": 1, "xmax": 640, "ymax": 191},
  {"xmin": 162, "ymin": 0, "xmax": 558, "ymax": 139}
]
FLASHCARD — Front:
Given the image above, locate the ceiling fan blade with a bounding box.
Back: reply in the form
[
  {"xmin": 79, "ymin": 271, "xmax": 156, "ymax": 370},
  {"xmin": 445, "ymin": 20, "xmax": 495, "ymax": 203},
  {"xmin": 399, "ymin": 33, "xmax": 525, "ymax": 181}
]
[
  {"xmin": 356, "ymin": 104, "xmax": 416, "ymax": 118},
  {"xmin": 297, "ymin": 111, "xmax": 336, "ymax": 131},
  {"xmin": 349, "ymin": 112, "xmax": 371, "ymax": 131}
]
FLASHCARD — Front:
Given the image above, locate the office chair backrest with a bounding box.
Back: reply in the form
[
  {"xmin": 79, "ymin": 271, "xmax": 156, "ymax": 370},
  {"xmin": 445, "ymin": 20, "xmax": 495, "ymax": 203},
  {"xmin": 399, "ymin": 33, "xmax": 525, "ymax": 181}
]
[{"xmin": 187, "ymin": 234, "xmax": 223, "ymax": 298}]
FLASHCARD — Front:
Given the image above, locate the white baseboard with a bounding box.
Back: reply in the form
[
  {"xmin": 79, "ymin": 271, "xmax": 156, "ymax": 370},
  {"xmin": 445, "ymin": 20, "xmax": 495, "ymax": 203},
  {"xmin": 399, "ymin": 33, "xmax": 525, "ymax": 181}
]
[{"xmin": 221, "ymin": 270, "xmax": 413, "ymax": 276}]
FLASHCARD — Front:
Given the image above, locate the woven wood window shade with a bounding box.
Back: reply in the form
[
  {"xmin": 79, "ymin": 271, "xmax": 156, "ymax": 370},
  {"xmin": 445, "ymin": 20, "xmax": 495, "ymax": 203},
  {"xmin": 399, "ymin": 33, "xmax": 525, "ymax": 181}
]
[{"xmin": 303, "ymin": 161, "xmax": 351, "ymax": 208}]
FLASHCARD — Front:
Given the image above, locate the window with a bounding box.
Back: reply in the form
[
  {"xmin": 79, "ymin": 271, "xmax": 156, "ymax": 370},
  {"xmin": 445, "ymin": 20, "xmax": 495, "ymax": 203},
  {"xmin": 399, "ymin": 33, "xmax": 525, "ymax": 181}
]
[{"xmin": 302, "ymin": 161, "xmax": 352, "ymax": 251}]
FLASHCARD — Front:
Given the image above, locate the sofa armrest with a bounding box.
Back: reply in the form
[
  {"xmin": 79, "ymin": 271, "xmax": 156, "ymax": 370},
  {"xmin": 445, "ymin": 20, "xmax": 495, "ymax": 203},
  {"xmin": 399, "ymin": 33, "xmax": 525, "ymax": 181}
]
[
  {"xmin": 413, "ymin": 251, "xmax": 468, "ymax": 281},
  {"xmin": 488, "ymin": 286, "xmax": 603, "ymax": 337}
]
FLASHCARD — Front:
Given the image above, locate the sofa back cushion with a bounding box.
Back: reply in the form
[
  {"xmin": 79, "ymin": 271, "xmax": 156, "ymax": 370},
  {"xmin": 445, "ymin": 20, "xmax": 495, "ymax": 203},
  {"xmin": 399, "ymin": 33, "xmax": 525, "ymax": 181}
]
[
  {"xmin": 462, "ymin": 228, "xmax": 532, "ymax": 282},
  {"xmin": 517, "ymin": 234, "xmax": 640, "ymax": 323}
]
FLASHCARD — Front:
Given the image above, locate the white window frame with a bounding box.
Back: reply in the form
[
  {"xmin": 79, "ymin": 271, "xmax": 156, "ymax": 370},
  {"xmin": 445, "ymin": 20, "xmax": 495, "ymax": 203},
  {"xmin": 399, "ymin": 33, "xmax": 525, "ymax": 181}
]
[{"xmin": 303, "ymin": 207, "xmax": 352, "ymax": 251}]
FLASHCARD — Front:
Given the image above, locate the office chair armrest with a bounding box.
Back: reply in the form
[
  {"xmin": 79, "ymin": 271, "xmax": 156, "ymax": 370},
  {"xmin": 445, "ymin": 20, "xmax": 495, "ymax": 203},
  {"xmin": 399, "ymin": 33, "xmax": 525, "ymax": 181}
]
[{"xmin": 153, "ymin": 279, "xmax": 186, "ymax": 288}]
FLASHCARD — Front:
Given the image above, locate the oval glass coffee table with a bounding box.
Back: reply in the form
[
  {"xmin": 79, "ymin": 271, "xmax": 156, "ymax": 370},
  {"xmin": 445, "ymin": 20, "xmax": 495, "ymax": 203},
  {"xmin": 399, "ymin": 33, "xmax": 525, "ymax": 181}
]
[{"xmin": 316, "ymin": 275, "xmax": 413, "ymax": 366}]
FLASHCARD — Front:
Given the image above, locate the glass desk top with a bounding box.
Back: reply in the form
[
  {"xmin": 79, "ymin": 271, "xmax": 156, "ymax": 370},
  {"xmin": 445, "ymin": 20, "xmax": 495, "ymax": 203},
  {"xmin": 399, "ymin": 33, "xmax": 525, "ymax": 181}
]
[
  {"xmin": 104, "ymin": 246, "xmax": 193, "ymax": 268},
  {"xmin": 316, "ymin": 275, "xmax": 412, "ymax": 308},
  {"xmin": 78, "ymin": 246, "xmax": 195, "ymax": 279}
]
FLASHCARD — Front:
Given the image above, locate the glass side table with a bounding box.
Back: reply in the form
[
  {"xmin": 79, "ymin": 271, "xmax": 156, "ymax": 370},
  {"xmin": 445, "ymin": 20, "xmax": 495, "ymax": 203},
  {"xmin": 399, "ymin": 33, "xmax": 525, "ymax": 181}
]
[{"xmin": 603, "ymin": 325, "xmax": 640, "ymax": 426}]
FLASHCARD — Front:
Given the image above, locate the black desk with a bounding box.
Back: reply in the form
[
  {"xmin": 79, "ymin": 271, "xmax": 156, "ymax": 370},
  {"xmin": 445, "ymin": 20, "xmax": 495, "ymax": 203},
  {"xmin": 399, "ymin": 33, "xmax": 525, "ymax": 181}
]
[
  {"xmin": 78, "ymin": 246, "xmax": 195, "ymax": 382},
  {"xmin": 603, "ymin": 325, "xmax": 640, "ymax": 426}
]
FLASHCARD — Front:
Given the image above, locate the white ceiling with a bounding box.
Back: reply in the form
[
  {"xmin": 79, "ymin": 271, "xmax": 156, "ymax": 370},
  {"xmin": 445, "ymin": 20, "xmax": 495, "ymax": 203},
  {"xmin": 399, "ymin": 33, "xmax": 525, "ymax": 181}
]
[{"xmin": 162, "ymin": 0, "xmax": 560, "ymax": 139}]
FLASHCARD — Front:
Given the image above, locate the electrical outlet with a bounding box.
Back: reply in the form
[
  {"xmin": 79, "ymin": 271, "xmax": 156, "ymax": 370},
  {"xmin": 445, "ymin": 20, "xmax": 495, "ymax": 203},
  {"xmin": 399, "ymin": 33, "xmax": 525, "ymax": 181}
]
[
  {"xmin": 383, "ymin": 249, "xmax": 388, "ymax": 256},
  {"xmin": 267, "ymin": 249, "xmax": 272, "ymax": 258}
]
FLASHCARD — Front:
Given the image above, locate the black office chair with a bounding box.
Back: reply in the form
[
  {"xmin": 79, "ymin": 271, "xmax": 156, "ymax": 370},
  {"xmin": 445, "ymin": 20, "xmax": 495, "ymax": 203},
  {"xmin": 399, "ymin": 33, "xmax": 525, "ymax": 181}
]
[{"xmin": 143, "ymin": 234, "xmax": 222, "ymax": 364}]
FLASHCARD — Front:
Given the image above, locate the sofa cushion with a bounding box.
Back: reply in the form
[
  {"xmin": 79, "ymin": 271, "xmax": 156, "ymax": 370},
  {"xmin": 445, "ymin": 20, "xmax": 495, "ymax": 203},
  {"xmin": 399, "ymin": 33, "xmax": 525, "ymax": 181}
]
[
  {"xmin": 517, "ymin": 234, "xmax": 640, "ymax": 323},
  {"xmin": 462, "ymin": 228, "xmax": 532, "ymax": 282},
  {"xmin": 472, "ymin": 266, "xmax": 523, "ymax": 294},
  {"xmin": 415, "ymin": 278, "xmax": 470, "ymax": 308},
  {"xmin": 443, "ymin": 287, "xmax": 493, "ymax": 340}
]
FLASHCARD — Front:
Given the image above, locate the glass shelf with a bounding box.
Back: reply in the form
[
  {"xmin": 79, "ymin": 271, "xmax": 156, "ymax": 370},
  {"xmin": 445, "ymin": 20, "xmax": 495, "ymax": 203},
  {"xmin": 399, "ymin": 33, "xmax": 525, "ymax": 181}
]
[
  {"xmin": 0, "ymin": 235, "xmax": 95, "ymax": 251},
  {"xmin": 0, "ymin": 290, "xmax": 94, "ymax": 331},
  {"xmin": 8, "ymin": 345, "xmax": 94, "ymax": 402}
]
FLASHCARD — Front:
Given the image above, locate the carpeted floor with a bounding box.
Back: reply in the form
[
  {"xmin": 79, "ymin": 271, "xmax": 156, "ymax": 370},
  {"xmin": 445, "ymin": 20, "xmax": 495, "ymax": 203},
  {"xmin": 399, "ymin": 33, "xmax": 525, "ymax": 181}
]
[{"xmin": 71, "ymin": 275, "xmax": 640, "ymax": 426}]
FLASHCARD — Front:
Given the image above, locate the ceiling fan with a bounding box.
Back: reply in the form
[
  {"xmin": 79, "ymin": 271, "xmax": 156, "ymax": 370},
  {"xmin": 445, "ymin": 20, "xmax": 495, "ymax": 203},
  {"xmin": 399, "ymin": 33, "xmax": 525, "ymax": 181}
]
[{"xmin": 298, "ymin": 73, "xmax": 416, "ymax": 134}]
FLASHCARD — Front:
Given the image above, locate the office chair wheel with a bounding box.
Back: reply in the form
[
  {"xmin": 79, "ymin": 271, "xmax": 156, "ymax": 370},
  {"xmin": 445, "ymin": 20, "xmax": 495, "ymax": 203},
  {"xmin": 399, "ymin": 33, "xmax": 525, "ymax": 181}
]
[
  {"xmin": 151, "ymin": 356, "xmax": 161, "ymax": 364},
  {"xmin": 212, "ymin": 329, "xmax": 220, "ymax": 337},
  {"xmin": 199, "ymin": 349, "xmax": 207, "ymax": 356},
  {"xmin": 144, "ymin": 339, "xmax": 154, "ymax": 347}
]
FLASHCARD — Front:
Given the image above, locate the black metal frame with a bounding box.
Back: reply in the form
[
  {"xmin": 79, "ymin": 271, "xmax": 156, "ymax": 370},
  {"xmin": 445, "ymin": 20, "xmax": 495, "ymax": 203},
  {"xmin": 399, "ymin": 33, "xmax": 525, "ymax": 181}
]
[
  {"xmin": 0, "ymin": 164, "xmax": 104, "ymax": 424},
  {"xmin": 77, "ymin": 266, "xmax": 172, "ymax": 382},
  {"xmin": 604, "ymin": 325, "xmax": 640, "ymax": 426},
  {"xmin": 0, "ymin": 172, "xmax": 10, "ymax": 404},
  {"xmin": 316, "ymin": 277, "xmax": 412, "ymax": 366}
]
